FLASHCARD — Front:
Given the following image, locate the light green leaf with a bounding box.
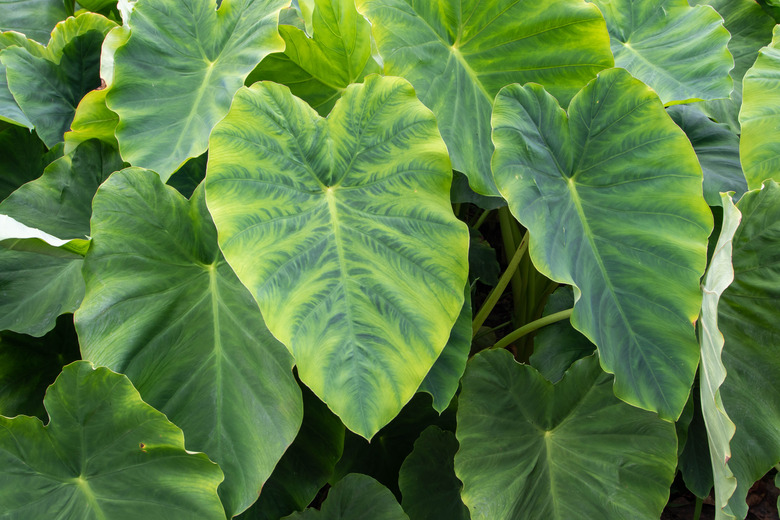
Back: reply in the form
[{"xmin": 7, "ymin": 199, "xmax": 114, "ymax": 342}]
[
  {"xmin": 698, "ymin": 193, "xmax": 741, "ymax": 519},
  {"xmin": 418, "ymin": 285, "xmax": 471, "ymax": 413},
  {"xmin": 76, "ymin": 168, "xmax": 303, "ymax": 517},
  {"xmin": 667, "ymin": 104, "xmax": 747, "ymax": 206},
  {"xmin": 1, "ymin": 13, "xmax": 116, "ymax": 146},
  {"xmin": 106, "ymin": 0, "xmax": 288, "ymax": 179},
  {"xmin": 240, "ymin": 386, "xmax": 344, "ymax": 520},
  {"xmin": 0, "ymin": 140, "xmax": 122, "ymax": 335},
  {"xmin": 491, "ymin": 68, "xmax": 712, "ymax": 420},
  {"xmin": 0, "ymin": 0, "xmax": 71, "ymax": 43},
  {"xmin": 588, "ymin": 0, "xmax": 733, "ymax": 104},
  {"xmin": 455, "ymin": 351, "xmax": 678, "ymax": 520},
  {"xmin": 205, "ymin": 75, "xmax": 469, "ymax": 438},
  {"xmin": 398, "ymin": 426, "xmax": 469, "ymax": 520},
  {"xmin": 718, "ymin": 180, "xmax": 780, "ymax": 518},
  {"xmin": 529, "ymin": 285, "xmax": 595, "ymax": 384},
  {"xmin": 0, "ymin": 314, "xmax": 80, "ymax": 419},
  {"xmin": 63, "ymin": 88, "xmax": 118, "ymax": 154},
  {"xmin": 739, "ymin": 25, "xmax": 780, "ymax": 190},
  {"xmin": 356, "ymin": 0, "xmax": 613, "ymax": 196},
  {"xmin": 0, "ymin": 361, "xmax": 226, "ymax": 519},
  {"xmin": 695, "ymin": 0, "xmax": 776, "ymax": 133},
  {"xmin": 283, "ymin": 473, "xmax": 409, "ymax": 520},
  {"xmin": 248, "ymin": 0, "xmax": 381, "ymax": 116}
]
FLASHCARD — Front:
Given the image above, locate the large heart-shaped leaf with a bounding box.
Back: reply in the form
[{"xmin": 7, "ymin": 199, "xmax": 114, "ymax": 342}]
[
  {"xmin": 698, "ymin": 193, "xmax": 741, "ymax": 518},
  {"xmin": 455, "ymin": 351, "xmax": 677, "ymax": 520},
  {"xmin": 739, "ymin": 26, "xmax": 780, "ymax": 190},
  {"xmin": 0, "ymin": 0, "xmax": 71, "ymax": 44},
  {"xmin": 1, "ymin": 13, "xmax": 116, "ymax": 147},
  {"xmin": 491, "ymin": 68, "xmax": 712, "ymax": 420},
  {"xmin": 0, "ymin": 140, "xmax": 122, "ymax": 335},
  {"xmin": 356, "ymin": 0, "xmax": 613, "ymax": 196},
  {"xmin": 205, "ymin": 75, "xmax": 469, "ymax": 438},
  {"xmin": 695, "ymin": 0, "xmax": 776, "ymax": 132},
  {"xmin": 717, "ymin": 180, "xmax": 780, "ymax": 518},
  {"xmin": 398, "ymin": 426, "xmax": 469, "ymax": 520},
  {"xmin": 0, "ymin": 361, "xmax": 226, "ymax": 519},
  {"xmin": 587, "ymin": 0, "xmax": 732, "ymax": 105},
  {"xmin": 283, "ymin": 474, "xmax": 409, "ymax": 520},
  {"xmin": 63, "ymin": 88, "xmax": 118, "ymax": 154},
  {"xmin": 76, "ymin": 168, "xmax": 303, "ymax": 517},
  {"xmin": 106, "ymin": 0, "xmax": 288, "ymax": 179},
  {"xmin": 667, "ymin": 105, "xmax": 746, "ymax": 206},
  {"xmin": 248, "ymin": 0, "xmax": 380, "ymax": 116}
]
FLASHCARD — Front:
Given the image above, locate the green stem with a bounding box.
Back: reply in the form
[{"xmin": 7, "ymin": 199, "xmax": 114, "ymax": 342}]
[
  {"xmin": 473, "ymin": 209, "xmax": 491, "ymax": 230},
  {"xmin": 472, "ymin": 234, "xmax": 528, "ymax": 337},
  {"xmin": 693, "ymin": 497, "xmax": 703, "ymax": 520},
  {"xmin": 498, "ymin": 206, "xmax": 525, "ymax": 320},
  {"xmin": 453, "ymin": 202, "xmax": 462, "ymax": 218},
  {"xmin": 490, "ymin": 308, "xmax": 574, "ymax": 351}
]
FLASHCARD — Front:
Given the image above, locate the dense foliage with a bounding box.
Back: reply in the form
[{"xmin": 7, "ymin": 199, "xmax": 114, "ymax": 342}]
[{"xmin": 1, "ymin": 0, "xmax": 779, "ymax": 518}]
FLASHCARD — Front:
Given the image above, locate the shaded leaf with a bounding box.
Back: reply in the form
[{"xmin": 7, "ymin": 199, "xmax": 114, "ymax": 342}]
[
  {"xmin": 357, "ymin": 0, "xmax": 613, "ymax": 196},
  {"xmin": 492, "ymin": 68, "xmax": 711, "ymax": 420},
  {"xmin": 205, "ymin": 75, "xmax": 468, "ymax": 438},
  {"xmin": 283, "ymin": 474, "xmax": 408, "ymax": 520},
  {"xmin": 76, "ymin": 168, "xmax": 303, "ymax": 517},
  {"xmin": 398, "ymin": 426, "xmax": 469, "ymax": 520},
  {"xmin": 0, "ymin": 140, "xmax": 122, "ymax": 335},
  {"xmin": 0, "ymin": 124, "xmax": 48, "ymax": 200},
  {"xmin": 0, "ymin": 361, "xmax": 226, "ymax": 519},
  {"xmin": 455, "ymin": 351, "xmax": 677, "ymax": 519}
]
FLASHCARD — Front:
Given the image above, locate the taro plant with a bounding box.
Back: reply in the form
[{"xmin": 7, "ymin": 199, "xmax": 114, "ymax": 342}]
[{"xmin": 0, "ymin": 0, "xmax": 779, "ymax": 519}]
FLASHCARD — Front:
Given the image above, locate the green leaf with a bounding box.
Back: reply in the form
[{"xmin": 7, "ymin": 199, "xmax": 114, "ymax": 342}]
[
  {"xmin": 0, "ymin": 140, "xmax": 122, "ymax": 335},
  {"xmin": 240, "ymin": 385, "xmax": 345, "ymax": 520},
  {"xmin": 63, "ymin": 88, "xmax": 119, "ymax": 154},
  {"xmin": 455, "ymin": 351, "xmax": 677, "ymax": 520},
  {"xmin": 0, "ymin": 33, "xmax": 35, "ymax": 128},
  {"xmin": 718, "ymin": 180, "xmax": 780, "ymax": 518},
  {"xmin": 418, "ymin": 284, "xmax": 471, "ymax": 413},
  {"xmin": 467, "ymin": 229, "xmax": 500, "ymax": 287},
  {"xmin": 398, "ymin": 426, "xmax": 469, "ymax": 520},
  {"xmin": 106, "ymin": 0, "xmax": 288, "ymax": 179},
  {"xmin": 0, "ymin": 361, "xmax": 226, "ymax": 519},
  {"xmin": 739, "ymin": 25, "xmax": 780, "ymax": 190},
  {"xmin": 0, "ymin": 314, "xmax": 80, "ymax": 419},
  {"xmin": 695, "ymin": 0, "xmax": 776, "ymax": 133},
  {"xmin": 667, "ymin": 105, "xmax": 747, "ymax": 206},
  {"xmin": 0, "ymin": 0, "xmax": 71, "ymax": 43},
  {"xmin": 1, "ymin": 13, "xmax": 116, "ymax": 146},
  {"xmin": 79, "ymin": 0, "xmax": 117, "ymax": 11},
  {"xmin": 283, "ymin": 474, "xmax": 409, "ymax": 520},
  {"xmin": 205, "ymin": 75, "xmax": 469, "ymax": 438},
  {"xmin": 529, "ymin": 285, "xmax": 595, "ymax": 384},
  {"xmin": 679, "ymin": 391, "xmax": 715, "ymax": 499},
  {"xmin": 491, "ymin": 68, "xmax": 712, "ymax": 420},
  {"xmin": 76, "ymin": 168, "xmax": 303, "ymax": 517},
  {"xmin": 0, "ymin": 124, "xmax": 48, "ymax": 200},
  {"xmin": 248, "ymin": 0, "xmax": 380, "ymax": 116},
  {"xmin": 698, "ymin": 193, "xmax": 741, "ymax": 518},
  {"xmin": 587, "ymin": 0, "xmax": 733, "ymax": 105},
  {"xmin": 356, "ymin": 0, "xmax": 613, "ymax": 196}
]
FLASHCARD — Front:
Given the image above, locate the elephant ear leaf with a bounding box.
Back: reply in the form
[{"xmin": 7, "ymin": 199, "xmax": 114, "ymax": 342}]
[
  {"xmin": 356, "ymin": 0, "xmax": 613, "ymax": 196},
  {"xmin": 248, "ymin": 0, "xmax": 381, "ymax": 116},
  {"xmin": 0, "ymin": 0, "xmax": 72, "ymax": 44},
  {"xmin": 0, "ymin": 361, "xmax": 226, "ymax": 519},
  {"xmin": 106, "ymin": 0, "xmax": 289, "ymax": 180},
  {"xmin": 739, "ymin": 25, "xmax": 780, "ymax": 190},
  {"xmin": 205, "ymin": 75, "xmax": 469, "ymax": 439},
  {"xmin": 491, "ymin": 68, "xmax": 712, "ymax": 420},
  {"xmin": 587, "ymin": 0, "xmax": 733, "ymax": 105}
]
